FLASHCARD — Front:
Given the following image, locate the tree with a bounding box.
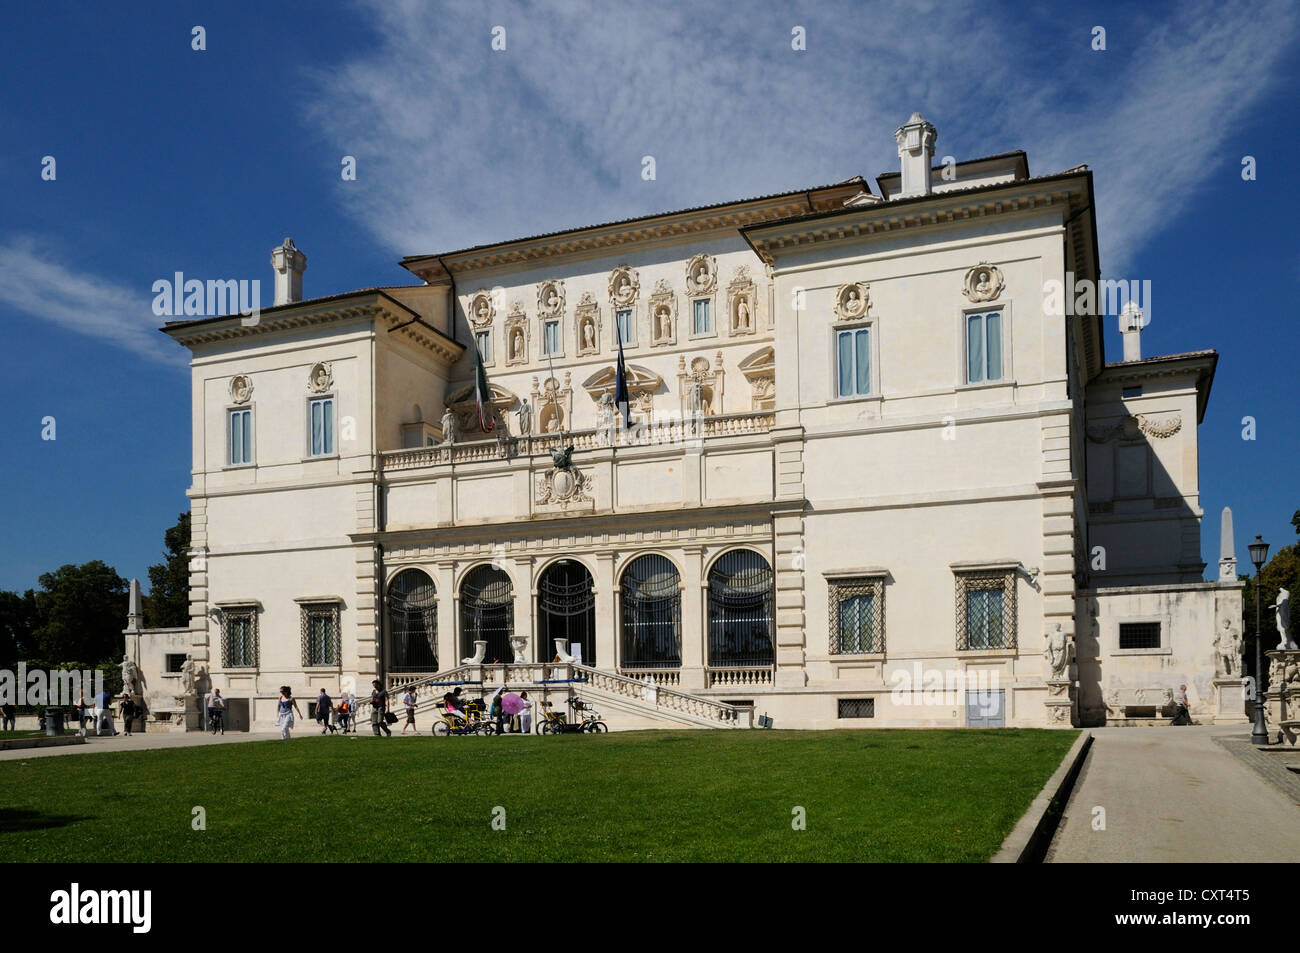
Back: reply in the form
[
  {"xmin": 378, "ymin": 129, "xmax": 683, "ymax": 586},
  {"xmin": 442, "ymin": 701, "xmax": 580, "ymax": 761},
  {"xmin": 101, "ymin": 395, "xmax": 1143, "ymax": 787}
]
[
  {"xmin": 30, "ymin": 562, "xmax": 129, "ymax": 665},
  {"xmin": 1242, "ymin": 543, "xmax": 1300, "ymax": 690},
  {"xmin": 0, "ymin": 589, "xmax": 36, "ymax": 667},
  {"xmin": 146, "ymin": 512, "xmax": 191, "ymax": 628}
]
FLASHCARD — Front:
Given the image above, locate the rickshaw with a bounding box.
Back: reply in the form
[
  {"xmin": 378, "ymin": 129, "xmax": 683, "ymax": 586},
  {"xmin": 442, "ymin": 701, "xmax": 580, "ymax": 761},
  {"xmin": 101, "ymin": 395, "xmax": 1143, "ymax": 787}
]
[{"xmin": 433, "ymin": 699, "xmax": 495, "ymax": 736}]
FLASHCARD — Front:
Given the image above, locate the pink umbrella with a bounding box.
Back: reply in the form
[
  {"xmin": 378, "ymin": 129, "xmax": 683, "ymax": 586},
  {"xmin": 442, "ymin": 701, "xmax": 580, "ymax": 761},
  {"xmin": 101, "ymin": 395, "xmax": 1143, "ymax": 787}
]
[{"xmin": 501, "ymin": 693, "xmax": 527, "ymax": 715}]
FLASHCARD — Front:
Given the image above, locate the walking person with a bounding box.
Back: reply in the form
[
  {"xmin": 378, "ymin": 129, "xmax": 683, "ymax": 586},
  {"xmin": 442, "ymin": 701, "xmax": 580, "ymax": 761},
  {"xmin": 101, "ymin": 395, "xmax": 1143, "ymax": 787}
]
[
  {"xmin": 2, "ymin": 701, "xmax": 17, "ymax": 732},
  {"xmin": 276, "ymin": 686, "xmax": 304, "ymax": 740},
  {"xmin": 207, "ymin": 688, "xmax": 227, "ymax": 734},
  {"xmin": 519, "ymin": 691, "xmax": 533, "ymax": 735},
  {"xmin": 316, "ymin": 688, "xmax": 336, "ymax": 734},
  {"xmin": 370, "ymin": 680, "xmax": 391, "ymax": 736},
  {"xmin": 75, "ymin": 691, "xmax": 90, "ymax": 737},
  {"xmin": 490, "ymin": 685, "xmax": 506, "ymax": 736},
  {"xmin": 94, "ymin": 688, "xmax": 116, "ymax": 736},
  {"xmin": 120, "ymin": 693, "xmax": 137, "ymax": 736},
  {"xmin": 337, "ymin": 693, "xmax": 352, "ymax": 734},
  {"xmin": 1170, "ymin": 684, "xmax": 1192, "ymax": 726},
  {"xmin": 400, "ymin": 686, "xmax": 419, "ymax": 734}
]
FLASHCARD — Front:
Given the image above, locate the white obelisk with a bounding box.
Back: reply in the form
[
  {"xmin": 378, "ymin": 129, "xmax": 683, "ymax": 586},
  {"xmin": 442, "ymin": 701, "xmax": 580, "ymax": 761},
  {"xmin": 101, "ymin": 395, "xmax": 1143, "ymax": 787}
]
[{"xmin": 1218, "ymin": 507, "xmax": 1237, "ymax": 582}]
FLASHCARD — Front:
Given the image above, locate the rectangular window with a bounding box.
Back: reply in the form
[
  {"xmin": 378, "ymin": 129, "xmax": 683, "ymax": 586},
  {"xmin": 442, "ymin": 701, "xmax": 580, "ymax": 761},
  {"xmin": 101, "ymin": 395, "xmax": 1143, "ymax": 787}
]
[
  {"xmin": 222, "ymin": 609, "xmax": 257, "ymax": 668},
  {"xmin": 310, "ymin": 398, "xmax": 335, "ymax": 456},
  {"xmin": 838, "ymin": 698, "xmax": 875, "ymax": 719},
  {"xmin": 836, "ymin": 327, "xmax": 871, "ymax": 397},
  {"xmin": 828, "ymin": 575, "xmax": 885, "ymax": 654},
  {"xmin": 692, "ymin": 298, "xmax": 711, "ymax": 334},
  {"xmin": 543, "ymin": 320, "xmax": 561, "ymax": 355},
  {"xmin": 966, "ymin": 310, "xmax": 1003, "ymax": 383},
  {"xmin": 165, "ymin": 653, "xmax": 186, "ymax": 674},
  {"xmin": 301, "ymin": 602, "xmax": 341, "ymax": 666},
  {"xmin": 475, "ymin": 331, "xmax": 491, "ymax": 363},
  {"xmin": 1119, "ymin": 622, "xmax": 1161, "ymax": 649},
  {"xmin": 955, "ymin": 570, "xmax": 1016, "ymax": 650},
  {"xmin": 616, "ymin": 309, "xmax": 634, "ymax": 345},
  {"xmin": 229, "ymin": 409, "xmax": 252, "ymax": 465}
]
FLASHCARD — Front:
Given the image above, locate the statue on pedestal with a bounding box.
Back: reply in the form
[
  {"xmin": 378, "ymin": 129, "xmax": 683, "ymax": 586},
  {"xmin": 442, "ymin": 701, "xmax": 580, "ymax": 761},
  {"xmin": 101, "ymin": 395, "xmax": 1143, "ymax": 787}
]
[
  {"xmin": 1272, "ymin": 588, "xmax": 1295, "ymax": 650},
  {"xmin": 120, "ymin": 654, "xmax": 142, "ymax": 697},
  {"xmin": 1214, "ymin": 620, "xmax": 1242, "ymax": 678},
  {"xmin": 180, "ymin": 654, "xmax": 198, "ymax": 697},
  {"xmin": 441, "ymin": 407, "xmax": 458, "ymax": 444},
  {"xmin": 1044, "ymin": 626, "xmax": 1072, "ymax": 679},
  {"xmin": 517, "ymin": 398, "xmax": 532, "ymax": 436}
]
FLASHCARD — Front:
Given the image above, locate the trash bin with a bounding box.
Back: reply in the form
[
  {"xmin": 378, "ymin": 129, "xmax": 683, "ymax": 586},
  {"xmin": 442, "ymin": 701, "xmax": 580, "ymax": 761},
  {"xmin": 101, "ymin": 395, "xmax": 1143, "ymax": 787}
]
[{"xmin": 44, "ymin": 707, "xmax": 65, "ymax": 736}]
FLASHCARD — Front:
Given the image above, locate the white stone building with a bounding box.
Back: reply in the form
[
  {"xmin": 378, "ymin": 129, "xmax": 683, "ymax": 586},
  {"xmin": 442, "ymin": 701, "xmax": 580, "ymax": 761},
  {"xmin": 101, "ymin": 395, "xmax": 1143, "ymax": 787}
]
[{"xmin": 136, "ymin": 114, "xmax": 1243, "ymax": 731}]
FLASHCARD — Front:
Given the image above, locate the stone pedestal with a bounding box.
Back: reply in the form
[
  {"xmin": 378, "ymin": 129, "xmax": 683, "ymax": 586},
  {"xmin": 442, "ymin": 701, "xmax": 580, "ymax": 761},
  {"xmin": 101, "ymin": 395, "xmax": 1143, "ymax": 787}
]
[
  {"xmin": 1212, "ymin": 676, "xmax": 1249, "ymax": 725},
  {"xmin": 1044, "ymin": 678, "xmax": 1076, "ymax": 727},
  {"xmin": 178, "ymin": 695, "xmax": 202, "ymax": 731},
  {"xmin": 1265, "ymin": 649, "xmax": 1300, "ymax": 746}
]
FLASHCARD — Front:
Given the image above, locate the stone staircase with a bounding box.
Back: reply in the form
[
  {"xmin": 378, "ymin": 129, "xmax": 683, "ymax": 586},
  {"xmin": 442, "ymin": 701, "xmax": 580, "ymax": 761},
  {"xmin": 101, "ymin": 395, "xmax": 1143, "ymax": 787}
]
[{"xmin": 357, "ymin": 663, "xmax": 749, "ymax": 730}]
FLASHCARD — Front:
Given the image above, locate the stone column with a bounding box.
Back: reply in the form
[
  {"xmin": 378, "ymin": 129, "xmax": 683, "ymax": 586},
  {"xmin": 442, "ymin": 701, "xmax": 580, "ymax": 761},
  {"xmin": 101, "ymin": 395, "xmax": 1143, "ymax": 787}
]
[
  {"xmin": 436, "ymin": 561, "xmax": 457, "ymax": 670},
  {"xmin": 773, "ymin": 504, "xmax": 807, "ymax": 689},
  {"xmin": 680, "ymin": 546, "xmax": 706, "ymax": 690},
  {"xmin": 514, "ymin": 555, "xmax": 535, "ymax": 664},
  {"xmin": 594, "ymin": 552, "xmax": 616, "ymax": 670}
]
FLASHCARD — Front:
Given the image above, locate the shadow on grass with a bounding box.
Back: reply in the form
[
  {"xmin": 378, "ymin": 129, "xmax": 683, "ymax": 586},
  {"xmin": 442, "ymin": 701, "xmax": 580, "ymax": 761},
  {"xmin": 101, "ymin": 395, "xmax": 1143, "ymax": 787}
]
[{"xmin": 0, "ymin": 807, "xmax": 90, "ymax": 833}]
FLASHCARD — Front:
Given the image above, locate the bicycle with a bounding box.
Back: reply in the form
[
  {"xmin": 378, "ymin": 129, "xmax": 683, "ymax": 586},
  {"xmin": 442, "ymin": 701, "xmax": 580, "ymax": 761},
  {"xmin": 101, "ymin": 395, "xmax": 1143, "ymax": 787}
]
[
  {"xmin": 208, "ymin": 708, "xmax": 225, "ymax": 735},
  {"xmin": 433, "ymin": 701, "xmax": 495, "ymax": 736},
  {"xmin": 568, "ymin": 696, "xmax": 607, "ymax": 733}
]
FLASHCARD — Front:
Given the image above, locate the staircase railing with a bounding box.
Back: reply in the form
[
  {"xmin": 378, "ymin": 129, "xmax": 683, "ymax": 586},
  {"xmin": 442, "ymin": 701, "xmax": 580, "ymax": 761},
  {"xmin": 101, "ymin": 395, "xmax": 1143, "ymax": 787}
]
[
  {"xmin": 570, "ymin": 664, "xmax": 750, "ymax": 727},
  {"xmin": 351, "ymin": 662, "xmax": 749, "ymax": 728}
]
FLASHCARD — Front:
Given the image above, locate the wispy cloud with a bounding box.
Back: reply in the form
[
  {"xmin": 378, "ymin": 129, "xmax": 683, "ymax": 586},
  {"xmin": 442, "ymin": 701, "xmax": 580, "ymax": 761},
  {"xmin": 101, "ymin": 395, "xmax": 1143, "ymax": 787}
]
[
  {"xmin": 0, "ymin": 238, "xmax": 180, "ymax": 365},
  {"xmin": 307, "ymin": 0, "xmax": 1296, "ymax": 273}
]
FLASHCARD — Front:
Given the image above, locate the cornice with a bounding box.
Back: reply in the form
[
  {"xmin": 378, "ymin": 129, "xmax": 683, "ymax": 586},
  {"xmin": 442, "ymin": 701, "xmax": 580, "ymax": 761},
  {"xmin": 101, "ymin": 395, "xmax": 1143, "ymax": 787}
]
[
  {"xmin": 402, "ymin": 193, "xmax": 856, "ymax": 280},
  {"xmin": 742, "ymin": 184, "xmax": 1086, "ymax": 264}
]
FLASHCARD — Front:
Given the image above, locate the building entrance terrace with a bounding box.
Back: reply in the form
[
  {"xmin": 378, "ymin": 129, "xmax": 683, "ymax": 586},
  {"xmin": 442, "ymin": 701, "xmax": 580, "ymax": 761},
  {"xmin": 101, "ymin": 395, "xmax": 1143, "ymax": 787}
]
[{"xmin": 381, "ymin": 547, "xmax": 776, "ymax": 687}]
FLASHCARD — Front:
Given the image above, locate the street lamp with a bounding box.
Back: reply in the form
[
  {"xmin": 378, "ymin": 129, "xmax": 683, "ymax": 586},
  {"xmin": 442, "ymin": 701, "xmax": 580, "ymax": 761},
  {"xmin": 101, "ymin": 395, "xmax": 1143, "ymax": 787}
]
[{"xmin": 1249, "ymin": 535, "xmax": 1270, "ymax": 745}]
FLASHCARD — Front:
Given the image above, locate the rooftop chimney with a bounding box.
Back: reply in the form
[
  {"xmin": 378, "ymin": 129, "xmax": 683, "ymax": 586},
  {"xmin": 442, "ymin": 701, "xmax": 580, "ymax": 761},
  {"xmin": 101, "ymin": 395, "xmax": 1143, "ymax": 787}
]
[
  {"xmin": 271, "ymin": 237, "xmax": 307, "ymax": 306},
  {"xmin": 894, "ymin": 112, "xmax": 937, "ymax": 198},
  {"xmin": 1119, "ymin": 300, "xmax": 1144, "ymax": 362}
]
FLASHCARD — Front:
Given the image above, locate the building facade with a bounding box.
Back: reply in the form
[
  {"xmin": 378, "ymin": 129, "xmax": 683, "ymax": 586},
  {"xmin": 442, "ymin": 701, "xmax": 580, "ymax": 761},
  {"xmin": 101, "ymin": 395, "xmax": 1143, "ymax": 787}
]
[{"xmin": 138, "ymin": 114, "xmax": 1243, "ymax": 731}]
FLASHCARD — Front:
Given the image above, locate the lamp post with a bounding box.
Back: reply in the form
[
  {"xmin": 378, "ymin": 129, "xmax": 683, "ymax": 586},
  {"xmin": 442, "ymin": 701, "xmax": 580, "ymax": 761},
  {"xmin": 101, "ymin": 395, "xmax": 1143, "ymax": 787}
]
[{"xmin": 1248, "ymin": 535, "xmax": 1270, "ymax": 745}]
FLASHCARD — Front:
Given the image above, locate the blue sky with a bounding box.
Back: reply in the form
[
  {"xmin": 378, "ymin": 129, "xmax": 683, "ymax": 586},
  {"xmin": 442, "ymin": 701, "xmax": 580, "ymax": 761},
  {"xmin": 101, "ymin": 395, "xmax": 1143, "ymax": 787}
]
[{"xmin": 0, "ymin": 0, "xmax": 1296, "ymax": 593}]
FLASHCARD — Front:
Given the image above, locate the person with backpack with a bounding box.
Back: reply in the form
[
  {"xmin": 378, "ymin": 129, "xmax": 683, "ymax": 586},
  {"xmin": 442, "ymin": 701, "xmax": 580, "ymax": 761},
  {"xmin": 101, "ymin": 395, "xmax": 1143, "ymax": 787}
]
[
  {"xmin": 337, "ymin": 693, "xmax": 352, "ymax": 733},
  {"xmin": 370, "ymin": 680, "xmax": 391, "ymax": 736},
  {"xmin": 316, "ymin": 688, "xmax": 336, "ymax": 734},
  {"xmin": 400, "ymin": 686, "xmax": 419, "ymax": 734}
]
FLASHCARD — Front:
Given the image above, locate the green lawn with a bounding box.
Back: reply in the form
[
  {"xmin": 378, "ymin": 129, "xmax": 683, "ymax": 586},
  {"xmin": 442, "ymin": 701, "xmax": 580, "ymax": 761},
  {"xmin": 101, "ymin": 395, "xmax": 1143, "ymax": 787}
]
[{"xmin": 0, "ymin": 729, "xmax": 1076, "ymax": 862}]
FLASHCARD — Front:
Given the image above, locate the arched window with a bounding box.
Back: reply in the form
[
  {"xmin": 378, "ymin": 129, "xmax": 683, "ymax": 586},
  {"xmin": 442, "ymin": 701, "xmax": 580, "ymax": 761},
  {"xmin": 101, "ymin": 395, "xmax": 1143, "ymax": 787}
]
[
  {"xmin": 620, "ymin": 554, "xmax": 681, "ymax": 669},
  {"xmin": 387, "ymin": 569, "xmax": 438, "ymax": 673},
  {"xmin": 707, "ymin": 550, "xmax": 774, "ymax": 668},
  {"xmin": 538, "ymin": 560, "xmax": 596, "ymax": 665},
  {"xmin": 460, "ymin": 565, "xmax": 514, "ymax": 664}
]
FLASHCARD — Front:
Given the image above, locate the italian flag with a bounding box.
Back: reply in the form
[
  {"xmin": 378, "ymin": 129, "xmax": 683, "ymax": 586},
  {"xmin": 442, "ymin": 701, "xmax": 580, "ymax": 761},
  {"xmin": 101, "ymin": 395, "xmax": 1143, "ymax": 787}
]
[{"xmin": 473, "ymin": 340, "xmax": 494, "ymax": 432}]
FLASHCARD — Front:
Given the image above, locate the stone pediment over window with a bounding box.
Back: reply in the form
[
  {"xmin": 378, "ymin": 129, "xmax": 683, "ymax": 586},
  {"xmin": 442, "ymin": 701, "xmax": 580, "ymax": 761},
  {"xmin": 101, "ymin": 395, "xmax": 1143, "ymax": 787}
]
[
  {"xmin": 738, "ymin": 346, "xmax": 775, "ymax": 411},
  {"xmin": 582, "ymin": 364, "xmax": 663, "ymax": 400},
  {"xmin": 446, "ymin": 382, "xmax": 519, "ymax": 435}
]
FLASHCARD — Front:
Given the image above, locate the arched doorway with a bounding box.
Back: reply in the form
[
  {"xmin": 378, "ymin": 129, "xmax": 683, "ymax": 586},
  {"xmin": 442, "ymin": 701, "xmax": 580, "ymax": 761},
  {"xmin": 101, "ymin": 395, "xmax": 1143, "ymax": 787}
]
[
  {"xmin": 706, "ymin": 549, "xmax": 774, "ymax": 668},
  {"xmin": 387, "ymin": 569, "xmax": 438, "ymax": 673},
  {"xmin": 620, "ymin": 554, "xmax": 682, "ymax": 670},
  {"xmin": 537, "ymin": 560, "xmax": 595, "ymax": 665},
  {"xmin": 460, "ymin": 565, "xmax": 514, "ymax": 664}
]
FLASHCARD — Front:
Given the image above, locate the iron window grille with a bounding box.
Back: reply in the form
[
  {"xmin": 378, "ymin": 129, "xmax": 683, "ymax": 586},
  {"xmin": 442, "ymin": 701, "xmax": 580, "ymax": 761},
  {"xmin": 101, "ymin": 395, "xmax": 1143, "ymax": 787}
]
[
  {"xmin": 460, "ymin": 565, "xmax": 515, "ymax": 664},
  {"xmin": 1119, "ymin": 622, "xmax": 1161, "ymax": 650},
  {"xmin": 706, "ymin": 550, "xmax": 775, "ymax": 669},
  {"xmin": 828, "ymin": 576, "xmax": 885, "ymax": 654},
  {"xmin": 538, "ymin": 561, "xmax": 596, "ymax": 666},
  {"xmin": 620, "ymin": 554, "xmax": 682, "ymax": 669},
  {"xmin": 955, "ymin": 570, "xmax": 1017, "ymax": 650},
  {"xmin": 165, "ymin": 653, "xmax": 187, "ymax": 673},
  {"xmin": 221, "ymin": 608, "xmax": 258, "ymax": 668},
  {"xmin": 386, "ymin": 569, "xmax": 439, "ymax": 673},
  {"xmin": 838, "ymin": 698, "xmax": 875, "ymax": 719},
  {"xmin": 301, "ymin": 601, "xmax": 342, "ymax": 667}
]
